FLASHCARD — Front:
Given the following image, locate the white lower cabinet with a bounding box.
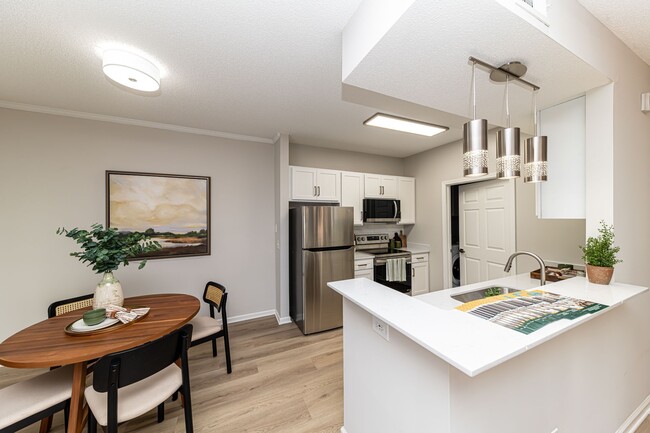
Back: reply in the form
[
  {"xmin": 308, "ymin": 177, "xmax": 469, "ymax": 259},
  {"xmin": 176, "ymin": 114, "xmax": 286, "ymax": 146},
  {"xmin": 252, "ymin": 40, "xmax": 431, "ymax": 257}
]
[
  {"xmin": 411, "ymin": 253, "xmax": 429, "ymax": 296},
  {"xmin": 355, "ymin": 258, "xmax": 374, "ymax": 280}
]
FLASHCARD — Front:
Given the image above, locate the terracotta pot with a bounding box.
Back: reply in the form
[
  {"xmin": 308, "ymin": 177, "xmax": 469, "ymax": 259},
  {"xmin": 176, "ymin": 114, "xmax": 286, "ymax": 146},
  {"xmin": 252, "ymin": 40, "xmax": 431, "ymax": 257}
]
[{"xmin": 586, "ymin": 264, "xmax": 614, "ymax": 285}]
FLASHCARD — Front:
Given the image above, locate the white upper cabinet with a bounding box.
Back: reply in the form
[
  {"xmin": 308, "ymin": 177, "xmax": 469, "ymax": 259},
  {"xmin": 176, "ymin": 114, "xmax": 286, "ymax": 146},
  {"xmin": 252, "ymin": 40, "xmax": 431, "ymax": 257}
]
[
  {"xmin": 364, "ymin": 174, "xmax": 397, "ymax": 198},
  {"xmin": 341, "ymin": 171, "xmax": 365, "ymax": 225},
  {"xmin": 537, "ymin": 96, "xmax": 586, "ymax": 219},
  {"xmin": 291, "ymin": 166, "xmax": 340, "ymax": 202},
  {"xmin": 397, "ymin": 176, "xmax": 415, "ymax": 225}
]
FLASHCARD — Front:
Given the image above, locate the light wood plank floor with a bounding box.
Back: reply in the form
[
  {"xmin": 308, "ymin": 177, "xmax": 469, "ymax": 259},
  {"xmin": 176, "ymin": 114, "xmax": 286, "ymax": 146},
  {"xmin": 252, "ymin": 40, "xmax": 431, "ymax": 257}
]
[
  {"xmin": 0, "ymin": 317, "xmax": 343, "ymax": 433},
  {"xmin": 1, "ymin": 316, "xmax": 648, "ymax": 433}
]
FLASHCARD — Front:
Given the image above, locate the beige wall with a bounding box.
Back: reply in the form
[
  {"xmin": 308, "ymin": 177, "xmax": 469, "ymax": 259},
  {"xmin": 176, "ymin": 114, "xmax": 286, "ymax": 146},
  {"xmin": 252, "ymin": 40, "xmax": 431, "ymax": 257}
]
[
  {"xmin": 0, "ymin": 108, "xmax": 277, "ymax": 341},
  {"xmin": 404, "ymin": 131, "xmax": 585, "ymax": 291},
  {"xmin": 289, "ymin": 142, "xmax": 404, "ymax": 175}
]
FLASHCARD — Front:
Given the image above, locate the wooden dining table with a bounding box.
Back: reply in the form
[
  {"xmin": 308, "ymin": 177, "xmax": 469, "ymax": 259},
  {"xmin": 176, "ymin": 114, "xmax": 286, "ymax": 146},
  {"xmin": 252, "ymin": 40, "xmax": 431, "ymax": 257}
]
[{"xmin": 0, "ymin": 293, "xmax": 200, "ymax": 433}]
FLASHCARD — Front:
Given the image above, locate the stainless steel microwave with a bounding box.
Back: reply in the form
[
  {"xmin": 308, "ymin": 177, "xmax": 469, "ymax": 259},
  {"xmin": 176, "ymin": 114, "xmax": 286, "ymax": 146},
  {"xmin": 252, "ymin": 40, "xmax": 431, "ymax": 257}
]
[{"xmin": 362, "ymin": 199, "xmax": 401, "ymax": 223}]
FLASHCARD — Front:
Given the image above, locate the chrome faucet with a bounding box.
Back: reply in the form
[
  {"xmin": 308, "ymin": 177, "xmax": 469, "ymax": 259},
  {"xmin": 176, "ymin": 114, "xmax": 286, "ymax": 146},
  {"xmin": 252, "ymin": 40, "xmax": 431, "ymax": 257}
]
[{"xmin": 504, "ymin": 251, "xmax": 546, "ymax": 286}]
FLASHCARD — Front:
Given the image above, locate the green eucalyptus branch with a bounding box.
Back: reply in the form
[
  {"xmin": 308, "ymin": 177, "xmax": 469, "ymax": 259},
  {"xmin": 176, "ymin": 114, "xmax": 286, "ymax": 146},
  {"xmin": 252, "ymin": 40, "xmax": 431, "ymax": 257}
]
[
  {"xmin": 579, "ymin": 221, "xmax": 622, "ymax": 268},
  {"xmin": 57, "ymin": 223, "xmax": 161, "ymax": 274}
]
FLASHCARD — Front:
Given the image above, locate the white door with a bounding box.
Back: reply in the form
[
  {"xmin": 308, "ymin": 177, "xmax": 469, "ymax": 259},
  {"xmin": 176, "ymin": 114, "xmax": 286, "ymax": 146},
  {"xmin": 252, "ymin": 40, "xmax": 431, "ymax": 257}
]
[
  {"xmin": 364, "ymin": 174, "xmax": 383, "ymax": 198},
  {"xmin": 341, "ymin": 171, "xmax": 364, "ymax": 225},
  {"xmin": 291, "ymin": 166, "xmax": 317, "ymax": 200},
  {"xmin": 397, "ymin": 177, "xmax": 415, "ymax": 224},
  {"xmin": 316, "ymin": 169, "xmax": 340, "ymax": 202},
  {"xmin": 459, "ymin": 179, "xmax": 516, "ymax": 285}
]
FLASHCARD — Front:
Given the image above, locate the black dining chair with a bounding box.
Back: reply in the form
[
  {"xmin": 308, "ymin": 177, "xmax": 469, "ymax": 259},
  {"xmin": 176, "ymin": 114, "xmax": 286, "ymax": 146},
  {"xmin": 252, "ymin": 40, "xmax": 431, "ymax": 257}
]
[
  {"xmin": 48, "ymin": 293, "xmax": 94, "ymax": 318},
  {"xmin": 0, "ymin": 365, "xmax": 73, "ymax": 433},
  {"xmin": 85, "ymin": 324, "xmax": 194, "ymax": 433},
  {"xmin": 38, "ymin": 293, "xmax": 94, "ymax": 433},
  {"xmin": 189, "ymin": 281, "xmax": 232, "ymax": 373}
]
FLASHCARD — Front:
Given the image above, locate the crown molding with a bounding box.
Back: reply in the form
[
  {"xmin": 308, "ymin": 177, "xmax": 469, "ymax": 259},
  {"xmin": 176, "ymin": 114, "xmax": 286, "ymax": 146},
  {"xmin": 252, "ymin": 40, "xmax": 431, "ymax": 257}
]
[{"xmin": 0, "ymin": 100, "xmax": 274, "ymax": 144}]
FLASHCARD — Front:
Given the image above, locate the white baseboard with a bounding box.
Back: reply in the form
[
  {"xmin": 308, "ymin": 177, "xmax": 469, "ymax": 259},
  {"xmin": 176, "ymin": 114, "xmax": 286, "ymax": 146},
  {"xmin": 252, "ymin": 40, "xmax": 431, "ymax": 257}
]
[
  {"xmin": 274, "ymin": 310, "xmax": 292, "ymax": 325},
  {"xmin": 617, "ymin": 394, "xmax": 650, "ymax": 433},
  {"xmin": 227, "ymin": 309, "xmax": 276, "ymax": 324}
]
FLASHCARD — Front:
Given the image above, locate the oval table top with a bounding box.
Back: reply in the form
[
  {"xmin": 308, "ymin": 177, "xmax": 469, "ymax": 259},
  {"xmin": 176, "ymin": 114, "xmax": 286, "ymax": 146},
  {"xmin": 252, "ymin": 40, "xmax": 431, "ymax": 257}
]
[{"xmin": 0, "ymin": 293, "xmax": 200, "ymax": 368}]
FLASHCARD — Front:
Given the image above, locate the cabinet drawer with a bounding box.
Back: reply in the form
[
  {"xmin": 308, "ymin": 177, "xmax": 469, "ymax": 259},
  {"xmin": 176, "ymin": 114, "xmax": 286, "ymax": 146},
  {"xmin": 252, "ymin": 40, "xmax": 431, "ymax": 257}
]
[
  {"xmin": 354, "ymin": 258, "xmax": 373, "ymax": 271},
  {"xmin": 411, "ymin": 253, "xmax": 429, "ymax": 264}
]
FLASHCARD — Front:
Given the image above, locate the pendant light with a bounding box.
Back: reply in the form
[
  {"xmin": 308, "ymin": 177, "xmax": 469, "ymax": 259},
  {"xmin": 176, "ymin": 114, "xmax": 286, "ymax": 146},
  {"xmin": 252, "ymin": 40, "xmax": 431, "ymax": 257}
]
[
  {"xmin": 496, "ymin": 75, "xmax": 521, "ymax": 179},
  {"xmin": 463, "ymin": 60, "xmax": 488, "ymax": 177},
  {"xmin": 524, "ymin": 90, "xmax": 548, "ymax": 183}
]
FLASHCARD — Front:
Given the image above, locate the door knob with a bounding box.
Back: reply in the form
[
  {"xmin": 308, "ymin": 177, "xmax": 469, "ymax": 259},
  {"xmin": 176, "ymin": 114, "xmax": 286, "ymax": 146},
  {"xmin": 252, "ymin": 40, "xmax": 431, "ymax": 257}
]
[{"xmin": 459, "ymin": 248, "xmax": 466, "ymax": 254}]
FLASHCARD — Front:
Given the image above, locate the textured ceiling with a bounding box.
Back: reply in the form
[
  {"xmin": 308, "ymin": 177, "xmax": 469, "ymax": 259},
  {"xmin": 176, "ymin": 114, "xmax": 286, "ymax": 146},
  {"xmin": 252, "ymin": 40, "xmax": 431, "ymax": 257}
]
[
  {"xmin": 578, "ymin": 0, "xmax": 650, "ymax": 67},
  {"xmin": 344, "ymin": 0, "xmax": 610, "ymax": 134},
  {"xmin": 0, "ymin": 1, "xmax": 639, "ymax": 158}
]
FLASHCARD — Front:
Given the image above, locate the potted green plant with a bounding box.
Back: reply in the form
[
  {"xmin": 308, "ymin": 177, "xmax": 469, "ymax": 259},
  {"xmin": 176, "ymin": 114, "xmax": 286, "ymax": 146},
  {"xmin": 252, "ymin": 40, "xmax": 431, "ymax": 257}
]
[
  {"xmin": 579, "ymin": 221, "xmax": 622, "ymax": 285},
  {"xmin": 57, "ymin": 223, "xmax": 161, "ymax": 308}
]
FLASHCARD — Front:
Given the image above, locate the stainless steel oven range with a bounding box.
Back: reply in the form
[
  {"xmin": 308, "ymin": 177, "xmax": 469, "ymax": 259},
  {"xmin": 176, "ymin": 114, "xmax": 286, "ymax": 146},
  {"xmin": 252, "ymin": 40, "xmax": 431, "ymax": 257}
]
[{"xmin": 355, "ymin": 234, "xmax": 412, "ymax": 295}]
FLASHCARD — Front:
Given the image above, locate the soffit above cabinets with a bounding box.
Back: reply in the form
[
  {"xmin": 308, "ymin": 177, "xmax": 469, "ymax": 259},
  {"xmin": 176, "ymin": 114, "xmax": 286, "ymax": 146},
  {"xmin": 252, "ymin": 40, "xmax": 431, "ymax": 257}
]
[{"xmin": 343, "ymin": 0, "xmax": 611, "ymax": 135}]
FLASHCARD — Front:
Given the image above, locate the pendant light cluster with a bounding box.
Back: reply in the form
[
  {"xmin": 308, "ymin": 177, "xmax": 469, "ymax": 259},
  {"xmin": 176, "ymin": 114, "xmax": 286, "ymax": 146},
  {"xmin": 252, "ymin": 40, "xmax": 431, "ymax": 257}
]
[{"xmin": 463, "ymin": 57, "xmax": 548, "ymax": 183}]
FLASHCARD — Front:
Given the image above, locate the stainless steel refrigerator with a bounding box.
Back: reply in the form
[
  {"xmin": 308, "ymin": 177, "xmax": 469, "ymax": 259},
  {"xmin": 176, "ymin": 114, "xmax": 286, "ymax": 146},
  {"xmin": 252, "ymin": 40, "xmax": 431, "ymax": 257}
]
[{"xmin": 289, "ymin": 206, "xmax": 354, "ymax": 335}]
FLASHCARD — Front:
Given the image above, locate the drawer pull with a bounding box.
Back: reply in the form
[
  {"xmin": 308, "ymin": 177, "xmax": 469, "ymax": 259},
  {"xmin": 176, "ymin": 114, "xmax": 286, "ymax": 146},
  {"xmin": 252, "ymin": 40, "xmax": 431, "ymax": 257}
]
[{"xmin": 357, "ymin": 264, "xmax": 368, "ymax": 267}]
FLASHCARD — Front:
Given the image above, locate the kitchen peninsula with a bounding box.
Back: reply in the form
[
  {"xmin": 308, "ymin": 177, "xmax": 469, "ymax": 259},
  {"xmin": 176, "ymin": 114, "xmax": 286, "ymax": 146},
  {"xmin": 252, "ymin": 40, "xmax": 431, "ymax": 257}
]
[{"xmin": 328, "ymin": 276, "xmax": 648, "ymax": 433}]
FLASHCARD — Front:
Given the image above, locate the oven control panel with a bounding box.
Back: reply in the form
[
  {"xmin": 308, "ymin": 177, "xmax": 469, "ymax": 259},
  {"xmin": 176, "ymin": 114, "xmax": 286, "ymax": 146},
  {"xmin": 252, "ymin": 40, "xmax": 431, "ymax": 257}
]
[{"xmin": 355, "ymin": 233, "xmax": 389, "ymax": 245}]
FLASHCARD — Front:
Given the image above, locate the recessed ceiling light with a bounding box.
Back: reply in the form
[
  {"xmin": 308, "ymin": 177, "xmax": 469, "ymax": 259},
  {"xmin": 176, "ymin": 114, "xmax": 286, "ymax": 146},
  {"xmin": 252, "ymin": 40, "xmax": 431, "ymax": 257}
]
[
  {"xmin": 102, "ymin": 49, "xmax": 160, "ymax": 92},
  {"xmin": 363, "ymin": 113, "xmax": 448, "ymax": 137}
]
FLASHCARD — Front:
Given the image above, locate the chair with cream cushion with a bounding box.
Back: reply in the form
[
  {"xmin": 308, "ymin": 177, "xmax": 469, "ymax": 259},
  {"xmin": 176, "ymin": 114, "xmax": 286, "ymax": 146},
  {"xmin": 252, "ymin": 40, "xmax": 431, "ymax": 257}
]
[
  {"xmin": 189, "ymin": 281, "xmax": 232, "ymax": 373},
  {"xmin": 0, "ymin": 365, "xmax": 73, "ymax": 433},
  {"xmin": 85, "ymin": 324, "xmax": 194, "ymax": 433}
]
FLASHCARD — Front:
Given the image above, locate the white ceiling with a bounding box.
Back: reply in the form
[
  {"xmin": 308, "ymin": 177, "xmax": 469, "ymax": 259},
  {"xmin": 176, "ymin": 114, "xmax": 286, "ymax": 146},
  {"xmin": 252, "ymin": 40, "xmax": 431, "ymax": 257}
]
[
  {"xmin": 0, "ymin": 1, "xmax": 646, "ymax": 158},
  {"xmin": 579, "ymin": 0, "xmax": 650, "ymax": 66}
]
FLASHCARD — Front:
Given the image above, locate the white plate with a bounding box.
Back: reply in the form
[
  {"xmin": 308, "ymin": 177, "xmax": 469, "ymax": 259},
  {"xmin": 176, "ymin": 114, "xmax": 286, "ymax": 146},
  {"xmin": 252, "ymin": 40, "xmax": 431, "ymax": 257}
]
[{"xmin": 69, "ymin": 317, "xmax": 120, "ymax": 332}]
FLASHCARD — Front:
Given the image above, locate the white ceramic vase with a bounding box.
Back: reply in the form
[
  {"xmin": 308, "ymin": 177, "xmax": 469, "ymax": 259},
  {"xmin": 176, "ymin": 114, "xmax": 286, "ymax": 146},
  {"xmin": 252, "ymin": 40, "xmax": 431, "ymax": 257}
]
[{"xmin": 93, "ymin": 271, "xmax": 124, "ymax": 309}]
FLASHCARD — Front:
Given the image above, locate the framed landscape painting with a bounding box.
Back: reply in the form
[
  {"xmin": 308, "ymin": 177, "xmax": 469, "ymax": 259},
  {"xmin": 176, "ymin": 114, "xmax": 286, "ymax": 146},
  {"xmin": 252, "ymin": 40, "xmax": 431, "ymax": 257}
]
[{"xmin": 106, "ymin": 171, "xmax": 211, "ymax": 259}]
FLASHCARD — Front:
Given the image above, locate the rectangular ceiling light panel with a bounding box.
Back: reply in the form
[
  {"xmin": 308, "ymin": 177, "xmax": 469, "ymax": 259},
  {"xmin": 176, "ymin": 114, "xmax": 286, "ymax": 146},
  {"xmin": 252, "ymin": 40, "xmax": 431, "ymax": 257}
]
[{"xmin": 364, "ymin": 113, "xmax": 448, "ymax": 137}]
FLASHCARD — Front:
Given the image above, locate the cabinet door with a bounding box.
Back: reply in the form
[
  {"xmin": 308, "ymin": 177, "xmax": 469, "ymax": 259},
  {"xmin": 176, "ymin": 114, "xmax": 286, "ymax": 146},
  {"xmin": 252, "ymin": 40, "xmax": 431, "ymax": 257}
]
[
  {"xmin": 397, "ymin": 177, "xmax": 415, "ymax": 224},
  {"xmin": 411, "ymin": 261, "xmax": 429, "ymax": 296},
  {"xmin": 341, "ymin": 171, "xmax": 364, "ymax": 225},
  {"xmin": 291, "ymin": 166, "xmax": 317, "ymax": 200},
  {"xmin": 380, "ymin": 176, "xmax": 398, "ymax": 198},
  {"xmin": 364, "ymin": 174, "xmax": 383, "ymax": 198},
  {"xmin": 316, "ymin": 169, "xmax": 341, "ymax": 202},
  {"xmin": 355, "ymin": 268, "xmax": 374, "ymax": 280}
]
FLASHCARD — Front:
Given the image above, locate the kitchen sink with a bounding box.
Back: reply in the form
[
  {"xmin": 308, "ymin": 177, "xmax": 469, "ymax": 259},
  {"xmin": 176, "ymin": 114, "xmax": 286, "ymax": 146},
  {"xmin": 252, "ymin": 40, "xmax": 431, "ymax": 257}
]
[{"xmin": 450, "ymin": 286, "xmax": 519, "ymax": 303}]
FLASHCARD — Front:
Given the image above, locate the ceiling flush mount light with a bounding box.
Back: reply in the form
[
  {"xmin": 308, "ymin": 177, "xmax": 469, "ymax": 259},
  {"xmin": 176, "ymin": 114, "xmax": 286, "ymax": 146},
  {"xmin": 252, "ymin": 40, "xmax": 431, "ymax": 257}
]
[
  {"xmin": 102, "ymin": 49, "xmax": 160, "ymax": 92},
  {"xmin": 496, "ymin": 75, "xmax": 521, "ymax": 179},
  {"xmin": 524, "ymin": 90, "xmax": 548, "ymax": 183},
  {"xmin": 363, "ymin": 113, "xmax": 448, "ymax": 137},
  {"xmin": 462, "ymin": 60, "xmax": 488, "ymax": 177}
]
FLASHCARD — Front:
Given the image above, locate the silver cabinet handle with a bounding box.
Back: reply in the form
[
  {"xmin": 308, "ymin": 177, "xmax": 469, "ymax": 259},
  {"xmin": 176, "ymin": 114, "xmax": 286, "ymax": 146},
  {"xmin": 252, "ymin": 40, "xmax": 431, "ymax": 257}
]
[
  {"xmin": 380, "ymin": 185, "xmax": 384, "ymax": 195},
  {"xmin": 412, "ymin": 268, "xmax": 415, "ymax": 277},
  {"xmin": 317, "ymin": 186, "xmax": 321, "ymax": 196},
  {"xmin": 313, "ymin": 186, "xmax": 317, "ymax": 196},
  {"xmin": 357, "ymin": 264, "xmax": 368, "ymax": 267},
  {"xmin": 415, "ymin": 256, "xmax": 424, "ymax": 260}
]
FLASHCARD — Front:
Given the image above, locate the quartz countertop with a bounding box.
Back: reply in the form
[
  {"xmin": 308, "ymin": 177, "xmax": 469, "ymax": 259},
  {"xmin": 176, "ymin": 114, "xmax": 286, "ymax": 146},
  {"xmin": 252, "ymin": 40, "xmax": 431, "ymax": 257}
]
[
  {"xmin": 328, "ymin": 275, "xmax": 647, "ymax": 377},
  {"xmin": 399, "ymin": 243, "xmax": 430, "ymax": 255}
]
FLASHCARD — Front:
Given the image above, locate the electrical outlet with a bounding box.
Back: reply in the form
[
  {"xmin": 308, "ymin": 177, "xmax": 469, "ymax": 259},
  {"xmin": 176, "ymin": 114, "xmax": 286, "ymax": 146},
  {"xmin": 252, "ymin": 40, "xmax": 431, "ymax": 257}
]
[{"xmin": 372, "ymin": 316, "xmax": 389, "ymax": 341}]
